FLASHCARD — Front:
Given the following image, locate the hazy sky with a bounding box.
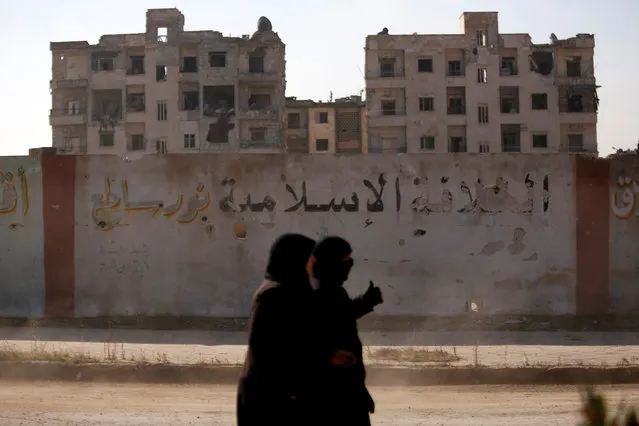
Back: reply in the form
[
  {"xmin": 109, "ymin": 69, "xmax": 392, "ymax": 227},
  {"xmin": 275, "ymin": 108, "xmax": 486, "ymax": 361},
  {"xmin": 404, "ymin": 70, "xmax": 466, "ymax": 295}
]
[{"xmin": 1, "ymin": 0, "xmax": 636, "ymax": 156}]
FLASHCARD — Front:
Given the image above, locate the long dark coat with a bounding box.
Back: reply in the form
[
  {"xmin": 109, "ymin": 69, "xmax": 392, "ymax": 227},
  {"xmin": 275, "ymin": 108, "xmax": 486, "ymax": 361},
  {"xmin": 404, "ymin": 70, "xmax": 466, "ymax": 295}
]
[
  {"xmin": 237, "ymin": 234, "xmax": 325, "ymax": 426},
  {"xmin": 313, "ymin": 237, "xmax": 377, "ymax": 426}
]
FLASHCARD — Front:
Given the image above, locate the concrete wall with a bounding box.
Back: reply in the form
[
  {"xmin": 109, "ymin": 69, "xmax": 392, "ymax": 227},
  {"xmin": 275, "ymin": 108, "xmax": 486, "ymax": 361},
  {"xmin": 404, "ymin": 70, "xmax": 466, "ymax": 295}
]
[
  {"xmin": 0, "ymin": 157, "xmax": 45, "ymax": 316},
  {"xmin": 3, "ymin": 152, "xmax": 639, "ymax": 318}
]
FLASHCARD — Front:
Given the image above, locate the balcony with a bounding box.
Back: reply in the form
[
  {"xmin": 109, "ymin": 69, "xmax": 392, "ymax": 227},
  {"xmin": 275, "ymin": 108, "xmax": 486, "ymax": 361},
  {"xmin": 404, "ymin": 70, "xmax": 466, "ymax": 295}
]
[
  {"xmin": 367, "ymin": 109, "xmax": 406, "ymax": 127},
  {"xmin": 238, "ymin": 71, "xmax": 280, "ymax": 84},
  {"xmin": 49, "ymin": 108, "xmax": 86, "ymax": 126},
  {"xmin": 56, "ymin": 142, "xmax": 87, "ymax": 155},
  {"xmin": 50, "ymin": 78, "xmax": 89, "ymax": 90},
  {"xmin": 239, "ymin": 107, "xmax": 278, "ymax": 120},
  {"xmin": 240, "ymin": 139, "xmax": 283, "ymax": 149},
  {"xmin": 365, "ymin": 71, "xmax": 406, "ymax": 89}
]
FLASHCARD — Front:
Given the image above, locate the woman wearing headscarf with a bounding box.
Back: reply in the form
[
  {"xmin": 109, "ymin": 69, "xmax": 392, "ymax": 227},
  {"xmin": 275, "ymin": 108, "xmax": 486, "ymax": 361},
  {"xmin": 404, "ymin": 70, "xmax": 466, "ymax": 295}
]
[
  {"xmin": 312, "ymin": 236, "xmax": 384, "ymax": 426},
  {"xmin": 237, "ymin": 233, "xmax": 354, "ymax": 426}
]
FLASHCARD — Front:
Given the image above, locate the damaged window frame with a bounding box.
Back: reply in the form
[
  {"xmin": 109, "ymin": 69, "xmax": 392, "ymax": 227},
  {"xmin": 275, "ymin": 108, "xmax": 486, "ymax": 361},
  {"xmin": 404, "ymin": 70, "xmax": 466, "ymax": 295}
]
[
  {"xmin": 568, "ymin": 133, "xmax": 584, "ymax": 152},
  {"xmin": 99, "ymin": 132, "xmax": 114, "ymax": 148},
  {"xmin": 448, "ymin": 136, "xmax": 466, "ymax": 153},
  {"xmin": 250, "ymin": 127, "xmax": 267, "ymax": 142},
  {"xmin": 531, "ymin": 93, "xmax": 548, "ymax": 110},
  {"xmin": 315, "ymin": 139, "xmax": 329, "ymax": 152},
  {"xmin": 156, "ymin": 65, "xmax": 167, "ymax": 82},
  {"xmin": 91, "ymin": 54, "xmax": 116, "ymax": 72},
  {"xmin": 182, "ymin": 91, "xmax": 199, "ymax": 111},
  {"xmin": 417, "ymin": 58, "xmax": 433, "ymax": 73},
  {"xmin": 501, "ymin": 130, "xmax": 521, "ymax": 153},
  {"xmin": 130, "ymin": 134, "xmax": 145, "ymax": 151},
  {"xmin": 532, "ymin": 133, "xmax": 548, "ymax": 149},
  {"xmin": 209, "ymin": 51, "xmax": 227, "ymax": 68},
  {"xmin": 248, "ymin": 54, "xmax": 265, "ymax": 73},
  {"xmin": 379, "ymin": 58, "xmax": 396, "ymax": 78},
  {"xmin": 381, "ymin": 100, "xmax": 397, "ymax": 116},
  {"xmin": 419, "ymin": 97, "xmax": 434, "ymax": 112},
  {"xmin": 447, "ymin": 60, "xmax": 463, "ymax": 77},
  {"xmin": 127, "ymin": 55, "xmax": 145, "ymax": 75},
  {"xmin": 181, "ymin": 56, "xmax": 198, "ymax": 73},
  {"xmin": 287, "ymin": 113, "xmax": 301, "ymax": 129},
  {"xmin": 500, "ymin": 57, "xmax": 517, "ymax": 76},
  {"xmin": 566, "ymin": 56, "xmax": 582, "ymax": 78},
  {"xmin": 419, "ymin": 135, "xmax": 435, "ymax": 151},
  {"xmin": 126, "ymin": 93, "xmax": 145, "ymax": 112}
]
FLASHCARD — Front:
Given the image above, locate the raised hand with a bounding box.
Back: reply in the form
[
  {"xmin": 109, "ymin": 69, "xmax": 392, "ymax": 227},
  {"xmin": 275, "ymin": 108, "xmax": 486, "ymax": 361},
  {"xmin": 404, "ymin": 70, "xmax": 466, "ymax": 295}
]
[{"xmin": 364, "ymin": 281, "xmax": 384, "ymax": 306}]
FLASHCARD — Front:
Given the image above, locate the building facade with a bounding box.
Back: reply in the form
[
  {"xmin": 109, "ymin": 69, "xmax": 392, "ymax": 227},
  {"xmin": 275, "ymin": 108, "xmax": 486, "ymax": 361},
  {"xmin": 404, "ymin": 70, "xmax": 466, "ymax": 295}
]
[
  {"xmin": 364, "ymin": 12, "xmax": 598, "ymax": 154},
  {"xmin": 285, "ymin": 96, "xmax": 367, "ymax": 154},
  {"xmin": 49, "ymin": 9, "xmax": 286, "ymax": 155}
]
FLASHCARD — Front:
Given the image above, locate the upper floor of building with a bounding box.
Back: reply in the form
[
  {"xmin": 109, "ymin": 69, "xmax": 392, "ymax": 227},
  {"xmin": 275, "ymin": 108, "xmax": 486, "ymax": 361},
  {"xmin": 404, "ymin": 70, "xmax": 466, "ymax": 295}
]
[{"xmin": 50, "ymin": 9, "xmax": 286, "ymax": 92}]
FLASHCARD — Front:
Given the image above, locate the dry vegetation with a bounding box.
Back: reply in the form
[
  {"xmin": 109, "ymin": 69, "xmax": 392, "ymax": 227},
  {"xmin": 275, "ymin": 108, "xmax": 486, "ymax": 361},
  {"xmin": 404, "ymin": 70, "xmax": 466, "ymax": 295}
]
[
  {"xmin": 369, "ymin": 347, "xmax": 461, "ymax": 363},
  {"xmin": 580, "ymin": 388, "xmax": 638, "ymax": 426}
]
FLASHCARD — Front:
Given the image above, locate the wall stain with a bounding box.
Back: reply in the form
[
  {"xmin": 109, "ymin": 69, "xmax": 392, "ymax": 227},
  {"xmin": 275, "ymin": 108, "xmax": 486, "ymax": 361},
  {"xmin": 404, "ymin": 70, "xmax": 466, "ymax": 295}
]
[
  {"xmin": 480, "ymin": 241, "xmax": 504, "ymax": 256},
  {"xmin": 508, "ymin": 227, "xmax": 527, "ymax": 255},
  {"xmin": 522, "ymin": 253, "xmax": 538, "ymax": 262},
  {"xmin": 494, "ymin": 270, "xmax": 573, "ymax": 290}
]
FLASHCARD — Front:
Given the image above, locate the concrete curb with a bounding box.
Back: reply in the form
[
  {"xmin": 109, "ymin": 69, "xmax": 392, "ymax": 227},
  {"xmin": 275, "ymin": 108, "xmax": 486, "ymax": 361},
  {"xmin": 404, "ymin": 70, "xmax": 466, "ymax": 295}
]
[
  {"xmin": 1, "ymin": 362, "xmax": 639, "ymax": 386},
  {"xmin": 3, "ymin": 315, "xmax": 639, "ymax": 332}
]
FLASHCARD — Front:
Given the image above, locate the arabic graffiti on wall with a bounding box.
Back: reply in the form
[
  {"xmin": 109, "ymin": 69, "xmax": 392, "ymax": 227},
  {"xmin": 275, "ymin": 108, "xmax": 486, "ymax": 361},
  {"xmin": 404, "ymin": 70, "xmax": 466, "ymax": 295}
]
[
  {"xmin": 92, "ymin": 178, "xmax": 210, "ymax": 231},
  {"xmin": 611, "ymin": 176, "xmax": 639, "ymax": 219},
  {"xmin": 90, "ymin": 172, "xmax": 550, "ymax": 231},
  {"xmin": 0, "ymin": 167, "xmax": 30, "ymax": 217}
]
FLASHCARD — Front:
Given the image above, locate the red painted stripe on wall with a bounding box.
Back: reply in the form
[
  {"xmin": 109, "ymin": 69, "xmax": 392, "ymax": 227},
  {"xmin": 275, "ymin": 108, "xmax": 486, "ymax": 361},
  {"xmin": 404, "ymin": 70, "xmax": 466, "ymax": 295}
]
[
  {"xmin": 41, "ymin": 154, "xmax": 76, "ymax": 318},
  {"xmin": 575, "ymin": 156, "xmax": 610, "ymax": 315}
]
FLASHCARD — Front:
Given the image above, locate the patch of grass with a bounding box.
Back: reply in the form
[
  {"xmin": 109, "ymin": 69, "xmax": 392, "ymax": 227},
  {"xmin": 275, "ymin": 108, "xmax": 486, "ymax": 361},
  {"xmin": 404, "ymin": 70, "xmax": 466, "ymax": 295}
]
[
  {"xmin": 0, "ymin": 343, "xmax": 100, "ymax": 365},
  {"xmin": 371, "ymin": 347, "xmax": 461, "ymax": 363}
]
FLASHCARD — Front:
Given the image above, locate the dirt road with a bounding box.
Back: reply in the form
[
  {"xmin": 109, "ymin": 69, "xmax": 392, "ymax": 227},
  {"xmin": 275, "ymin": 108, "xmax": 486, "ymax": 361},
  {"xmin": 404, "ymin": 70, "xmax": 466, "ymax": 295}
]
[{"xmin": 0, "ymin": 382, "xmax": 637, "ymax": 425}]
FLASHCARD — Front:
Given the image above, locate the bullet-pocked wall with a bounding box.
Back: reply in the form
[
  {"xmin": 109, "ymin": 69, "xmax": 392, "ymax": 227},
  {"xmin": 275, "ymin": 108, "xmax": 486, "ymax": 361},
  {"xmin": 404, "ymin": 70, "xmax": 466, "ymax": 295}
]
[
  {"xmin": 72, "ymin": 154, "xmax": 576, "ymax": 317},
  {"xmin": 0, "ymin": 157, "xmax": 45, "ymax": 316}
]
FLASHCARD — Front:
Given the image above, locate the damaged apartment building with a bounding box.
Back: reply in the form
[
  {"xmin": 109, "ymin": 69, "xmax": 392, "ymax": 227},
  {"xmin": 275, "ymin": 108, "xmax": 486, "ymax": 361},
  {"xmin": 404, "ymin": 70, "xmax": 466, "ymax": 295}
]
[
  {"xmin": 364, "ymin": 11, "xmax": 599, "ymax": 154},
  {"xmin": 49, "ymin": 9, "xmax": 286, "ymax": 155},
  {"xmin": 285, "ymin": 95, "xmax": 367, "ymax": 153}
]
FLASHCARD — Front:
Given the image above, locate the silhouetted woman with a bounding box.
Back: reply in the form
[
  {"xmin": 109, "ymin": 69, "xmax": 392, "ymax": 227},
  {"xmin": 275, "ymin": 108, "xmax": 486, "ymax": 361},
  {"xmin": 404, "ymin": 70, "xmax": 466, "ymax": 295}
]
[
  {"xmin": 312, "ymin": 236, "xmax": 384, "ymax": 426},
  {"xmin": 237, "ymin": 233, "xmax": 352, "ymax": 425}
]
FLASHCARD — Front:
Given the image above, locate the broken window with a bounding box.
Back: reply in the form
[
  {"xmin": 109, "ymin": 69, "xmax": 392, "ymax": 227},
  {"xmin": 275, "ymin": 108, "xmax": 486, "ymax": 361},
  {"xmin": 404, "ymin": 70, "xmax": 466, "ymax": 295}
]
[
  {"xmin": 530, "ymin": 51, "xmax": 554, "ymax": 75},
  {"xmin": 568, "ymin": 134, "xmax": 584, "ymax": 152},
  {"xmin": 315, "ymin": 139, "xmax": 329, "ymax": 152},
  {"xmin": 157, "ymin": 102, "xmax": 168, "ymax": 121},
  {"xmin": 501, "ymin": 125, "xmax": 521, "ymax": 152},
  {"xmin": 184, "ymin": 134, "xmax": 196, "ymax": 149},
  {"xmin": 379, "ymin": 58, "xmax": 396, "ymax": 77},
  {"xmin": 500, "ymin": 57, "xmax": 517, "ymax": 76},
  {"xmin": 250, "ymin": 127, "xmax": 266, "ymax": 142},
  {"xmin": 203, "ymin": 85, "xmax": 235, "ymax": 116},
  {"xmin": 531, "ymin": 93, "xmax": 548, "ymax": 110},
  {"xmin": 130, "ymin": 134, "xmax": 145, "ymax": 151},
  {"xmin": 448, "ymin": 137, "xmax": 465, "ymax": 153},
  {"xmin": 99, "ymin": 132, "xmax": 114, "ymax": 147},
  {"xmin": 288, "ymin": 113, "xmax": 301, "ymax": 129},
  {"xmin": 566, "ymin": 57, "xmax": 581, "ymax": 77},
  {"xmin": 447, "ymin": 87, "xmax": 465, "ymax": 115},
  {"xmin": 500, "ymin": 87, "xmax": 520, "ymax": 114},
  {"xmin": 477, "ymin": 67, "xmax": 488, "ymax": 83},
  {"xmin": 91, "ymin": 54, "xmax": 115, "ymax": 72},
  {"xmin": 478, "ymin": 104, "xmax": 489, "ymax": 123},
  {"xmin": 249, "ymin": 94, "xmax": 271, "ymax": 110},
  {"xmin": 476, "ymin": 30, "xmax": 487, "ymax": 47},
  {"xmin": 209, "ymin": 52, "xmax": 227, "ymax": 67},
  {"xmin": 419, "ymin": 97, "xmax": 434, "ymax": 111},
  {"xmin": 181, "ymin": 57, "xmax": 198, "ymax": 73},
  {"xmin": 249, "ymin": 55, "xmax": 265, "ymax": 73},
  {"xmin": 156, "ymin": 65, "xmax": 167, "ymax": 82},
  {"xmin": 417, "ymin": 58, "xmax": 432, "ymax": 73},
  {"xmin": 157, "ymin": 27, "xmax": 168, "ymax": 43},
  {"xmin": 128, "ymin": 56, "xmax": 144, "ymax": 75},
  {"xmin": 420, "ymin": 136, "xmax": 435, "ymax": 150},
  {"xmin": 381, "ymin": 100, "xmax": 396, "ymax": 115},
  {"xmin": 182, "ymin": 91, "xmax": 199, "ymax": 110},
  {"xmin": 319, "ymin": 112, "xmax": 329, "ymax": 123},
  {"xmin": 532, "ymin": 134, "xmax": 548, "ymax": 148},
  {"xmin": 567, "ymin": 94, "xmax": 583, "ymax": 112},
  {"xmin": 126, "ymin": 93, "xmax": 145, "ymax": 112},
  {"xmin": 447, "ymin": 61, "xmax": 462, "ymax": 77}
]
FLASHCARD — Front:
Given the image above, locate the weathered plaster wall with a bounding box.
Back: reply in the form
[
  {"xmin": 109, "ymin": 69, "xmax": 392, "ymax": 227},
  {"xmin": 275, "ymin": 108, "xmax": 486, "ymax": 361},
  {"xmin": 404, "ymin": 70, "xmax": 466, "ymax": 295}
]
[
  {"xmin": 609, "ymin": 157, "xmax": 639, "ymax": 313},
  {"xmin": 73, "ymin": 153, "xmax": 575, "ymax": 317},
  {"xmin": 0, "ymin": 157, "xmax": 45, "ymax": 316}
]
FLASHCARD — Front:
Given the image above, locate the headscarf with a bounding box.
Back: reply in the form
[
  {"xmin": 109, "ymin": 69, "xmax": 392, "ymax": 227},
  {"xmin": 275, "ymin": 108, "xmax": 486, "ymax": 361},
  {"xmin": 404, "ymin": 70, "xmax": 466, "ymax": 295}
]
[
  {"xmin": 312, "ymin": 236, "xmax": 354, "ymax": 288},
  {"xmin": 265, "ymin": 233, "xmax": 316, "ymax": 288}
]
